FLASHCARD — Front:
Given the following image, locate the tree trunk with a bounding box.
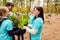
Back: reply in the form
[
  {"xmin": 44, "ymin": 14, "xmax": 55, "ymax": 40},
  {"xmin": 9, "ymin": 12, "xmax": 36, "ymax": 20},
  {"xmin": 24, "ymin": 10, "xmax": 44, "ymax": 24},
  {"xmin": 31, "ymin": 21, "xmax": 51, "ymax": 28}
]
[
  {"xmin": 47, "ymin": 0, "xmax": 49, "ymax": 13},
  {"xmin": 3, "ymin": 0, "xmax": 7, "ymax": 6}
]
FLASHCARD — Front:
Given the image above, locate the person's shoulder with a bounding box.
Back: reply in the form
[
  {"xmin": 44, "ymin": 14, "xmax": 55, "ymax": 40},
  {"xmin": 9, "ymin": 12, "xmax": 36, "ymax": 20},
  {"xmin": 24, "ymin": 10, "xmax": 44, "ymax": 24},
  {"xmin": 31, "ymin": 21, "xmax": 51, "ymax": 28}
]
[
  {"xmin": 35, "ymin": 17, "xmax": 43, "ymax": 23},
  {"xmin": 37, "ymin": 17, "xmax": 42, "ymax": 20},
  {"xmin": 4, "ymin": 19, "xmax": 12, "ymax": 23}
]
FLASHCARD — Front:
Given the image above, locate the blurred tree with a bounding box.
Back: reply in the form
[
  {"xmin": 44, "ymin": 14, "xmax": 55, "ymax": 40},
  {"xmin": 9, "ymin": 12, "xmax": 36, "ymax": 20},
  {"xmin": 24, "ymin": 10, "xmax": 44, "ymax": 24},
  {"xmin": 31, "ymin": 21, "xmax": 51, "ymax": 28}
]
[
  {"xmin": 43, "ymin": 0, "xmax": 60, "ymax": 13},
  {"xmin": 29, "ymin": 0, "xmax": 34, "ymax": 7},
  {"xmin": 55, "ymin": 0, "xmax": 58, "ymax": 13},
  {"xmin": 47, "ymin": 0, "xmax": 49, "ymax": 13},
  {"xmin": 3, "ymin": 0, "xmax": 7, "ymax": 6}
]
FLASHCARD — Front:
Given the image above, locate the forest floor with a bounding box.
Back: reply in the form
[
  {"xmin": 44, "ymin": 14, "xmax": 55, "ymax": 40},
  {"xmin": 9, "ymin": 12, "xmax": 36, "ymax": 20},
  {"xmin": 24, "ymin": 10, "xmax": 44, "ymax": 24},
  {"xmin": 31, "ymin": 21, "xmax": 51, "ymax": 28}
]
[{"xmin": 15, "ymin": 13, "xmax": 60, "ymax": 40}]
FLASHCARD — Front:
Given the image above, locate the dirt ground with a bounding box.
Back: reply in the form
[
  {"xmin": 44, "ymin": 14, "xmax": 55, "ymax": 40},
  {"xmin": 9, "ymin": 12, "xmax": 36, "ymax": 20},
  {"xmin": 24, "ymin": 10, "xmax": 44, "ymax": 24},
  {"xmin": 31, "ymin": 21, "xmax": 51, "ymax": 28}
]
[
  {"xmin": 15, "ymin": 14, "xmax": 60, "ymax": 40},
  {"xmin": 42, "ymin": 14, "xmax": 60, "ymax": 40}
]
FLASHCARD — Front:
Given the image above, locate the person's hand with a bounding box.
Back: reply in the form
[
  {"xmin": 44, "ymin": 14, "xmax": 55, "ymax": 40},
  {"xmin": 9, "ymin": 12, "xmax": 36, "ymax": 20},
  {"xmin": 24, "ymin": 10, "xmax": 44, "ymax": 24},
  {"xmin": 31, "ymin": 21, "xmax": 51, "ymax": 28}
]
[
  {"xmin": 21, "ymin": 27, "xmax": 24, "ymax": 30},
  {"xmin": 23, "ymin": 26, "xmax": 28, "ymax": 29},
  {"xmin": 28, "ymin": 24, "xmax": 32, "ymax": 27},
  {"xmin": 21, "ymin": 27, "xmax": 26, "ymax": 34}
]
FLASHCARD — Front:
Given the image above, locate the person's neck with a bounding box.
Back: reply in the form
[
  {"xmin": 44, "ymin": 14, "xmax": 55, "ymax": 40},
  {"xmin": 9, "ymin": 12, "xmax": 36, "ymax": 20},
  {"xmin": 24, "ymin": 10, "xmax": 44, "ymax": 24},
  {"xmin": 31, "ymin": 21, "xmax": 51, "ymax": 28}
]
[{"xmin": 36, "ymin": 16, "xmax": 38, "ymax": 18}]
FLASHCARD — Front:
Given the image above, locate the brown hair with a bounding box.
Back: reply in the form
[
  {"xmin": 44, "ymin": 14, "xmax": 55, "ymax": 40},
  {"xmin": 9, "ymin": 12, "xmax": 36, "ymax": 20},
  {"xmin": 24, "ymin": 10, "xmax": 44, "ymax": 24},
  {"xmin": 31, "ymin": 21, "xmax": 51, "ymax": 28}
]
[
  {"xmin": 6, "ymin": 2, "xmax": 14, "ymax": 7},
  {"xmin": 0, "ymin": 7, "xmax": 8, "ymax": 16},
  {"xmin": 34, "ymin": 6, "xmax": 44, "ymax": 23}
]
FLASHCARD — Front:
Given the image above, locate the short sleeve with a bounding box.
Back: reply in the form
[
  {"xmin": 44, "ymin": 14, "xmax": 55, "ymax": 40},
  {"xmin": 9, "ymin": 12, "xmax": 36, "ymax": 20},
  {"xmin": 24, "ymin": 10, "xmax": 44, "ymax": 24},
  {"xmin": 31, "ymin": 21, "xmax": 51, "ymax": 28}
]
[
  {"xmin": 6, "ymin": 20, "xmax": 13, "ymax": 31},
  {"xmin": 33, "ymin": 18, "xmax": 43, "ymax": 30}
]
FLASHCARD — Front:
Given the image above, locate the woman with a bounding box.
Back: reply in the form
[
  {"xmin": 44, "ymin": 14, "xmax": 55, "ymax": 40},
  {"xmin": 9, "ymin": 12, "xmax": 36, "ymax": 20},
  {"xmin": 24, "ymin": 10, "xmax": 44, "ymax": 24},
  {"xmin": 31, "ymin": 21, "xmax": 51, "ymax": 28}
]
[
  {"xmin": 23, "ymin": 6, "xmax": 44, "ymax": 40},
  {"xmin": 0, "ymin": 7, "xmax": 26, "ymax": 40},
  {"xmin": 0, "ymin": 6, "xmax": 13, "ymax": 40}
]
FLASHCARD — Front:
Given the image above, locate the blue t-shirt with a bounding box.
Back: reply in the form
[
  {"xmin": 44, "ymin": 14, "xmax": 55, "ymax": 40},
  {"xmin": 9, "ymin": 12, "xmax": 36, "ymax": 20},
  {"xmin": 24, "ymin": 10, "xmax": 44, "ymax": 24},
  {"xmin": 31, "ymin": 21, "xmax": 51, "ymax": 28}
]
[
  {"xmin": 0, "ymin": 19, "xmax": 13, "ymax": 40},
  {"xmin": 29, "ymin": 16, "xmax": 44, "ymax": 40},
  {"xmin": 29, "ymin": 14, "xmax": 34, "ymax": 19}
]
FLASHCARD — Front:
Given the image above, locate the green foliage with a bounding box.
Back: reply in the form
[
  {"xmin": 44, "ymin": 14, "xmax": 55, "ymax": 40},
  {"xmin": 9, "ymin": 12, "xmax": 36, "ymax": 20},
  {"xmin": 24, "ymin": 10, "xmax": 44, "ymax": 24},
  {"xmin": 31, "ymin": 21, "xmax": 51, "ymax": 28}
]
[
  {"xmin": 12, "ymin": 7, "xmax": 18, "ymax": 12},
  {"xmin": 29, "ymin": 0, "xmax": 34, "ymax": 2},
  {"xmin": 9, "ymin": 14, "xmax": 18, "ymax": 27},
  {"xmin": 9, "ymin": 13, "xmax": 30, "ymax": 28},
  {"xmin": 18, "ymin": 14, "xmax": 30, "ymax": 28},
  {"xmin": 23, "ymin": 6, "xmax": 30, "ymax": 13},
  {"xmin": 12, "ymin": 6, "xmax": 30, "ymax": 13},
  {"xmin": 3, "ymin": 0, "xmax": 7, "ymax": 6}
]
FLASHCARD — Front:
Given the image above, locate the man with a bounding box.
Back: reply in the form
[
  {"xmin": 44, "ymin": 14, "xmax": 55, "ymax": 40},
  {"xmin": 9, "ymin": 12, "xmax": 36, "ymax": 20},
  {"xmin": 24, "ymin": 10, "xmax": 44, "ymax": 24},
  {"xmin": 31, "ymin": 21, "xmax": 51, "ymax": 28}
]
[
  {"xmin": 5, "ymin": 2, "xmax": 26, "ymax": 40},
  {"xmin": 5, "ymin": 2, "xmax": 14, "ymax": 16}
]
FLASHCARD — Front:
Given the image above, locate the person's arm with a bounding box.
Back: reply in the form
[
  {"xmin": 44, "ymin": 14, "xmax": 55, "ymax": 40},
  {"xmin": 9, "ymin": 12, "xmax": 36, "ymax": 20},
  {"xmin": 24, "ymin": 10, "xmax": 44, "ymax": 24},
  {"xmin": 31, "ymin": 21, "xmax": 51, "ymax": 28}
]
[
  {"xmin": 27, "ymin": 24, "xmax": 32, "ymax": 28},
  {"xmin": 23, "ymin": 26, "xmax": 38, "ymax": 35},
  {"xmin": 24, "ymin": 18, "xmax": 43, "ymax": 35},
  {"xmin": 6, "ymin": 20, "xmax": 13, "ymax": 36},
  {"xmin": 7, "ymin": 29, "xmax": 23, "ymax": 36},
  {"xmin": 6, "ymin": 20, "xmax": 26, "ymax": 36},
  {"xmin": 8, "ymin": 29, "xmax": 26, "ymax": 36}
]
